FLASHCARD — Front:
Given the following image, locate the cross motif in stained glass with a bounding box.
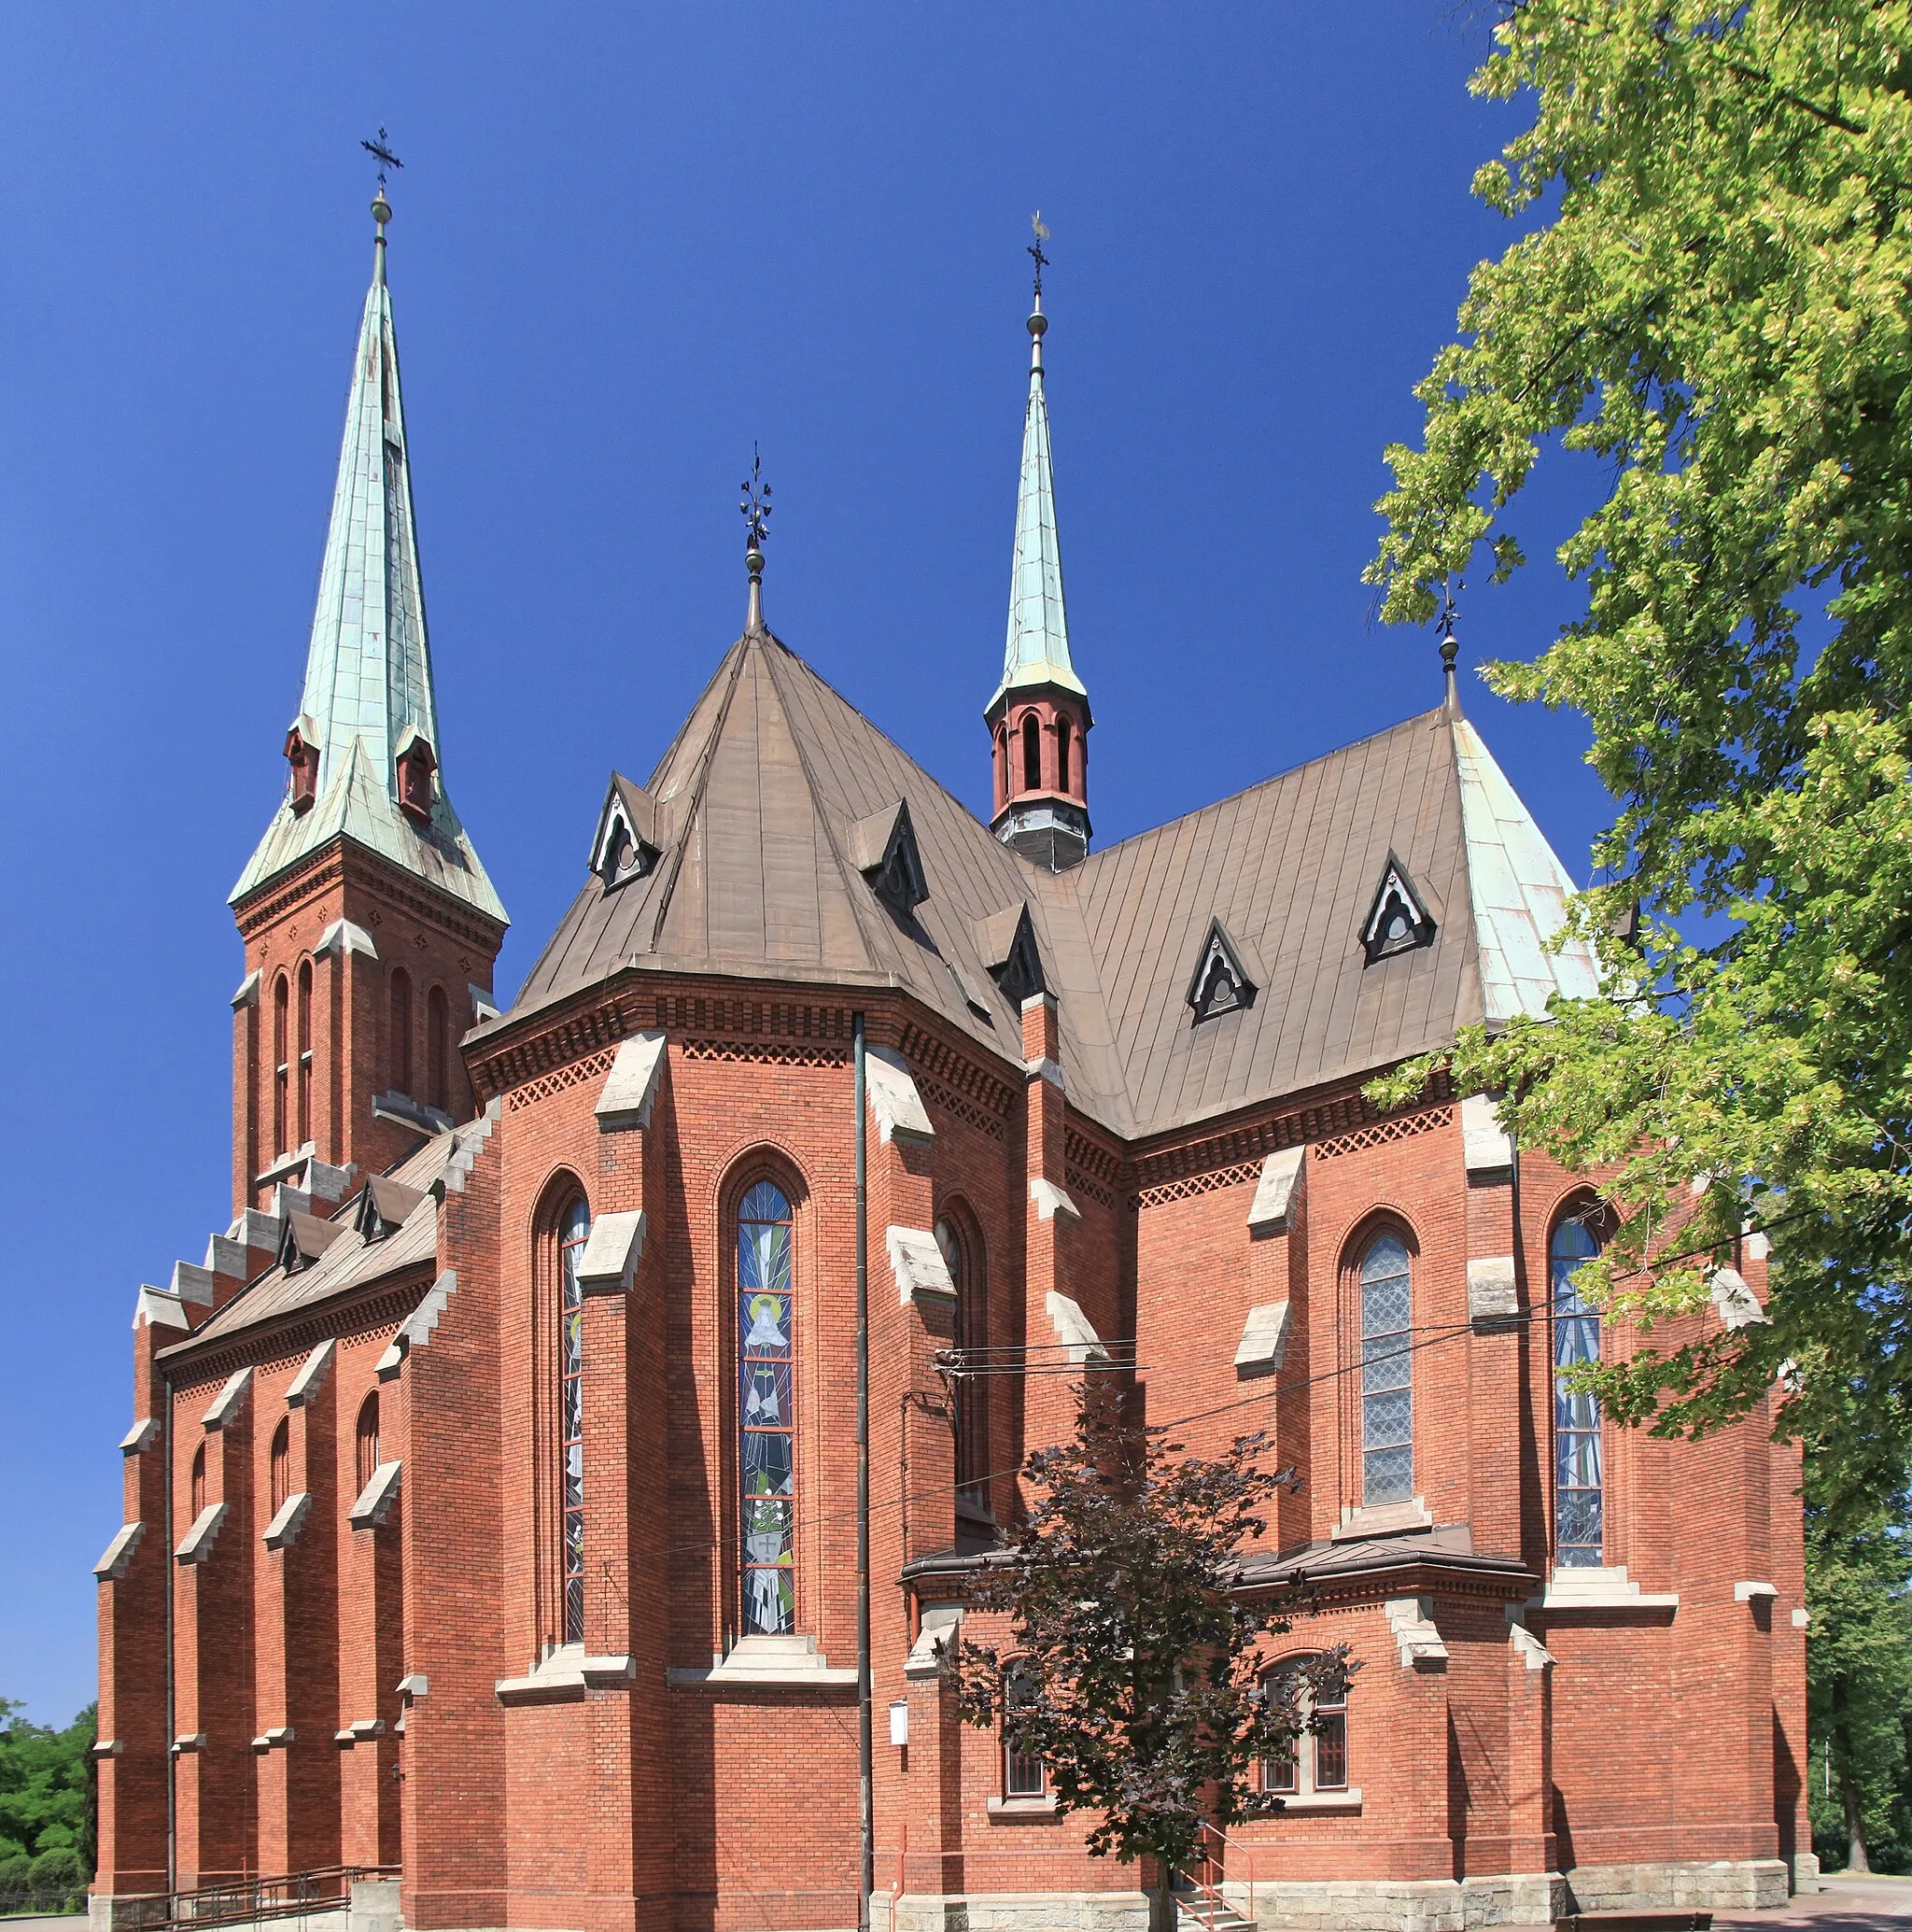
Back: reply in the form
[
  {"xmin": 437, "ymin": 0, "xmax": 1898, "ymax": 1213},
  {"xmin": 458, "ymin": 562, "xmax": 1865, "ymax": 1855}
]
[{"xmin": 1552, "ymin": 1218, "xmax": 1604, "ymax": 1567}]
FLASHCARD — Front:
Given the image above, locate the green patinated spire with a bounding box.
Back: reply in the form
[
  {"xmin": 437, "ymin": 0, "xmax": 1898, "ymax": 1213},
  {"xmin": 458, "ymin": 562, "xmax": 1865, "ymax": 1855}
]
[
  {"xmin": 991, "ymin": 245, "xmax": 1086, "ymax": 715},
  {"xmin": 232, "ymin": 192, "xmax": 504, "ymax": 924}
]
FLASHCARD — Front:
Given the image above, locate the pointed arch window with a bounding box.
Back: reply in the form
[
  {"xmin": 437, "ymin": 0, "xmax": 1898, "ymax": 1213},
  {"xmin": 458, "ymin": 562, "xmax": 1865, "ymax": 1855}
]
[
  {"xmin": 936, "ymin": 1215, "xmax": 989, "ymax": 1506},
  {"xmin": 1552, "ymin": 1216, "xmax": 1604, "ymax": 1568},
  {"xmin": 1021, "ymin": 714, "xmax": 1043, "ymax": 793},
  {"xmin": 190, "ymin": 1443, "xmax": 206, "ymax": 1520},
  {"xmin": 389, "ymin": 968, "xmax": 413, "ymax": 1096},
  {"xmin": 738, "ymin": 1180, "xmax": 796, "ymax": 1635},
  {"xmin": 558, "ymin": 1198, "xmax": 591, "ymax": 1645},
  {"xmin": 1358, "ymin": 1234, "xmax": 1413, "ymax": 1505},
  {"xmin": 270, "ymin": 1419, "xmax": 291, "ymax": 1516},
  {"xmin": 355, "ymin": 1393, "xmax": 380, "ymax": 1494},
  {"xmin": 995, "ymin": 726, "xmax": 1009, "ymax": 803},
  {"xmin": 1057, "ymin": 716, "xmax": 1073, "ymax": 796},
  {"xmin": 427, "ymin": 986, "xmax": 450, "ymax": 1115},
  {"xmin": 296, "ymin": 960, "xmax": 314, "ymax": 1147},
  {"xmin": 273, "ymin": 975, "xmax": 290, "ymax": 1156}
]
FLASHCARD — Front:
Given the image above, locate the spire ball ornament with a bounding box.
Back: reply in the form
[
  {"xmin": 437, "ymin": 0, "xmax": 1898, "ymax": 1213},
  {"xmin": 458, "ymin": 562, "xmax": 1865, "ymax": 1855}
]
[{"xmin": 740, "ymin": 444, "xmax": 772, "ymax": 630}]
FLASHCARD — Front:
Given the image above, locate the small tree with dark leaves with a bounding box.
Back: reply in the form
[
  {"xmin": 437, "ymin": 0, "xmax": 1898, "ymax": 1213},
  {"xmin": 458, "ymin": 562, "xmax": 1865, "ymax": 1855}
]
[{"xmin": 949, "ymin": 1385, "xmax": 1353, "ymax": 1875}]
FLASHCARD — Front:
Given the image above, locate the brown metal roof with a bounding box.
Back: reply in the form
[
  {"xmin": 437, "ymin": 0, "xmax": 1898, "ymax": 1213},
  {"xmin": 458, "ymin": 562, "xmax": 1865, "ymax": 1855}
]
[{"xmin": 502, "ymin": 631, "xmax": 1498, "ymax": 1142}]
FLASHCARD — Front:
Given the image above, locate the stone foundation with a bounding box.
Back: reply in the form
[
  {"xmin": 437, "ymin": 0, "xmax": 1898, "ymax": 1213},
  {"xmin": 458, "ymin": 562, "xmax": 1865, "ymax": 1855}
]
[
  {"xmin": 1563, "ymin": 1859, "xmax": 1790, "ymax": 1915},
  {"xmin": 883, "ymin": 1892, "xmax": 1154, "ymax": 1932}
]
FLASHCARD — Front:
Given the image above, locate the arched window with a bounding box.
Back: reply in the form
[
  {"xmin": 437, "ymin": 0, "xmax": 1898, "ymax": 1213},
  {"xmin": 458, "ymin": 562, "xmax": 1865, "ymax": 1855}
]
[
  {"xmin": 557, "ymin": 1197, "xmax": 591, "ymax": 1645},
  {"xmin": 427, "ymin": 986, "xmax": 450, "ymax": 1115},
  {"xmin": 270, "ymin": 1419, "xmax": 290, "ymax": 1516},
  {"xmin": 738, "ymin": 1180, "xmax": 795, "ymax": 1636},
  {"xmin": 1552, "ymin": 1214, "xmax": 1604, "ymax": 1568},
  {"xmin": 190, "ymin": 1444, "xmax": 206, "ymax": 1520},
  {"xmin": 1260, "ymin": 1657, "xmax": 1349, "ymax": 1797},
  {"xmin": 296, "ymin": 960, "xmax": 314, "ymax": 1147},
  {"xmin": 996, "ymin": 726, "xmax": 1009, "ymax": 800},
  {"xmin": 1358, "ymin": 1233, "xmax": 1413, "ymax": 1506},
  {"xmin": 1057, "ymin": 715, "xmax": 1072, "ymax": 796},
  {"xmin": 389, "ymin": 969, "xmax": 413, "ymax": 1096},
  {"xmin": 355, "ymin": 1393, "xmax": 380, "ymax": 1494},
  {"xmin": 1003, "ymin": 1660, "xmax": 1046, "ymax": 1798},
  {"xmin": 936, "ymin": 1215, "xmax": 989, "ymax": 1505},
  {"xmin": 272, "ymin": 975, "xmax": 290, "ymax": 1156},
  {"xmin": 1021, "ymin": 713, "xmax": 1043, "ymax": 793}
]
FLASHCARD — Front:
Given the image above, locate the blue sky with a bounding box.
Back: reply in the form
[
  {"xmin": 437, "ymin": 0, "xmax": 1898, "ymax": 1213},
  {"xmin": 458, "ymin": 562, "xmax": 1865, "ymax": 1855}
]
[{"xmin": 0, "ymin": 6, "xmax": 1610, "ymax": 1722}]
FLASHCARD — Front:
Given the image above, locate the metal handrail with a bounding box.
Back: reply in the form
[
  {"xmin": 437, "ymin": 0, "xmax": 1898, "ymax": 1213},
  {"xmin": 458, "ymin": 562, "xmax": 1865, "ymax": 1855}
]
[{"xmin": 106, "ymin": 1863, "xmax": 401, "ymax": 1932}]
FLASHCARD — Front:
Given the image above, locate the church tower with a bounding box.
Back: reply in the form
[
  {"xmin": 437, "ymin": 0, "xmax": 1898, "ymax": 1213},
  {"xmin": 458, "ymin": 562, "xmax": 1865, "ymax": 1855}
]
[
  {"xmin": 986, "ymin": 233, "xmax": 1091, "ymax": 870},
  {"xmin": 226, "ymin": 189, "xmax": 507, "ymax": 1214}
]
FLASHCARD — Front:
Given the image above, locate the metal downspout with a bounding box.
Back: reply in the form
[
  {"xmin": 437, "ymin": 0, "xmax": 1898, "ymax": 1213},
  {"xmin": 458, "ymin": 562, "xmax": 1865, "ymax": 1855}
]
[{"xmin": 853, "ymin": 1014, "xmax": 874, "ymax": 1928}]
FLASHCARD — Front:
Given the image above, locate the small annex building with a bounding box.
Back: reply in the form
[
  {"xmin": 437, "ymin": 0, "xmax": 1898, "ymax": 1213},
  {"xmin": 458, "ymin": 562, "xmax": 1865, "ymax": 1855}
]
[{"xmin": 91, "ymin": 192, "xmax": 1811, "ymax": 1932}]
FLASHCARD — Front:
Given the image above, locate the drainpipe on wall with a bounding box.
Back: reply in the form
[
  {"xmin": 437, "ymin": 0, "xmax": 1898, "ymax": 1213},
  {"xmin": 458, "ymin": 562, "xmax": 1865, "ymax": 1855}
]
[
  {"xmin": 853, "ymin": 1013, "xmax": 874, "ymax": 1929},
  {"xmin": 162, "ymin": 1371, "xmax": 176, "ymax": 1900}
]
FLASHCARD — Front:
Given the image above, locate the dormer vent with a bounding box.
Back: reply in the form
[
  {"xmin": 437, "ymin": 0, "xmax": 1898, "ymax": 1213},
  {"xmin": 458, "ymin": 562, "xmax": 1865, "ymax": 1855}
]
[
  {"xmin": 278, "ymin": 1210, "xmax": 346, "ymax": 1276},
  {"xmin": 589, "ymin": 774, "xmax": 663, "ymax": 890},
  {"xmin": 847, "ymin": 801, "xmax": 928, "ymax": 916},
  {"xmin": 356, "ymin": 1177, "xmax": 426, "ymax": 1244},
  {"xmin": 285, "ymin": 716, "xmax": 322, "ymax": 816},
  {"xmin": 1186, "ymin": 919, "xmax": 1261, "ymax": 1023},
  {"xmin": 976, "ymin": 904, "xmax": 1047, "ymax": 1008},
  {"xmin": 1362, "ymin": 853, "xmax": 1437, "ymax": 965},
  {"xmin": 394, "ymin": 726, "xmax": 437, "ymax": 825}
]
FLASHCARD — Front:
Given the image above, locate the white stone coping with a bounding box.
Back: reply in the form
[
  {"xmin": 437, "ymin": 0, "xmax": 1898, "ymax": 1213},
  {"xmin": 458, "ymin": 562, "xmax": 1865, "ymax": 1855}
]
[
  {"xmin": 496, "ymin": 1643, "xmax": 637, "ymax": 1704},
  {"xmin": 203, "ymin": 1367, "xmax": 254, "ymax": 1431},
  {"xmin": 250, "ymin": 1727, "xmax": 294, "ymax": 1752},
  {"xmin": 348, "ymin": 1460, "xmax": 403, "ymax": 1530},
  {"xmin": 231, "ymin": 968, "xmax": 261, "ymax": 1009},
  {"xmin": 170, "ymin": 1733, "xmax": 205, "ymax": 1755},
  {"xmin": 94, "ymin": 1522, "xmax": 144, "ymax": 1581},
  {"xmin": 286, "ymin": 1338, "xmax": 336, "ymax": 1407},
  {"xmin": 376, "ymin": 1272, "xmax": 457, "ymax": 1380},
  {"xmin": 1334, "ymin": 1497, "xmax": 1432, "ymax": 1541},
  {"xmin": 596, "ymin": 1032, "xmax": 668, "ymax": 1130},
  {"xmin": 262, "ymin": 1492, "xmax": 312, "ymax": 1551},
  {"xmin": 667, "ymin": 1633, "xmax": 858, "ymax": 1687},
  {"xmin": 1508, "ymin": 1619, "xmax": 1554, "ymax": 1671},
  {"xmin": 470, "ymin": 983, "xmax": 501, "ymax": 1025},
  {"xmin": 255, "ymin": 1143, "xmax": 318, "ymax": 1190},
  {"xmin": 204, "ymin": 1230, "xmax": 249, "ymax": 1277},
  {"xmin": 1792, "ymin": 1607, "xmax": 1811, "ymax": 1629},
  {"xmin": 350, "ymin": 1716, "xmax": 387, "ymax": 1740},
  {"xmin": 171, "ymin": 1262, "xmax": 216, "ymax": 1307},
  {"xmin": 1023, "ymin": 1056, "xmax": 1065, "ymax": 1092},
  {"xmin": 1533, "ymin": 1564, "xmax": 1679, "ymax": 1613},
  {"xmin": 1046, "ymin": 1290, "xmax": 1107, "ymax": 1365},
  {"xmin": 396, "ymin": 1672, "xmax": 429, "ymax": 1702},
  {"xmin": 576, "ymin": 1210, "xmax": 648, "ymax": 1295},
  {"xmin": 1385, "ymin": 1594, "xmax": 1449, "ymax": 1668},
  {"xmin": 1246, "ymin": 1147, "xmax": 1304, "ymax": 1232},
  {"xmin": 888, "ymin": 1227, "xmax": 956, "ymax": 1307},
  {"xmin": 1710, "ymin": 1266, "xmax": 1768, "ymax": 1330},
  {"xmin": 120, "ymin": 1417, "xmax": 161, "ymax": 1456},
  {"xmin": 1270, "ymin": 1787, "xmax": 1364, "ymax": 1812},
  {"xmin": 1461, "ymin": 1093, "xmax": 1513, "ymax": 1176},
  {"xmin": 1467, "ymin": 1256, "xmax": 1518, "ymax": 1321},
  {"xmin": 1234, "ymin": 1300, "xmax": 1291, "ymax": 1378},
  {"xmin": 133, "ymin": 1286, "xmax": 190, "ymax": 1333},
  {"xmin": 89, "ymin": 1740, "xmax": 121, "ymax": 1759},
  {"xmin": 985, "ymin": 1796, "xmax": 1061, "ymax": 1820},
  {"xmin": 315, "ymin": 918, "xmax": 378, "ymax": 961},
  {"xmin": 906, "ymin": 1604, "xmax": 963, "ymax": 1680},
  {"xmin": 1030, "ymin": 1178, "xmax": 1079, "ymax": 1223},
  {"xmin": 865, "ymin": 1046, "xmax": 935, "ymax": 1145},
  {"xmin": 1734, "ymin": 1579, "xmax": 1778, "ymax": 1601},
  {"xmin": 175, "ymin": 1502, "xmax": 229, "ymax": 1565}
]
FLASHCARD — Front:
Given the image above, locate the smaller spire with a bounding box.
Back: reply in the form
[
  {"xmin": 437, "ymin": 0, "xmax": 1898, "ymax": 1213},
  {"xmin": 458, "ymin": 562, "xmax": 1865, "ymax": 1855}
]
[{"xmin": 740, "ymin": 444, "xmax": 772, "ymax": 633}]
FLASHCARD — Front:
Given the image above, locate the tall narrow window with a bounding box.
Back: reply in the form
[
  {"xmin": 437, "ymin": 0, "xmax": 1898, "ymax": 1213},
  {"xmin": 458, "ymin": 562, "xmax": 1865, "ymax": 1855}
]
[
  {"xmin": 738, "ymin": 1180, "xmax": 795, "ymax": 1635},
  {"xmin": 996, "ymin": 726, "xmax": 1009, "ymax": 799},
  {"xmin": 389, "ymin": 968, "xmax": 413, "ymax": 1096},
  {"xmin": 355, "ymin": 1393, "xmax": 380, "ymax": 1493},
  {"xmin": 270, "ymin": 1419, "xmax": 291, "ymax": 1515},
  {"xmin": 190, "ymin": 1444, "xmax": 206, "ymax": 1520},
  {"xmin": 427, "ymin": 986, "xmax": 450, "ymax": 1115},
  {"xmin": 1553, "ymin": 1217, "xmax": 1604, "ymax": 1567},
  {"xmin": 936, "ymin": 1216, "xmax": 989, "ymax": 1505},
  {"xmin": 558, "ymin": 1198, "xmax": 590, "ymax": 1645},
  {"xmin": 1057, "ymin": 716, "xmax": 1072, "ymax": 795},
  {"xmin": 1003, "ymin": 1661, "xmax": 1047, "ymax": 1798},
  {"xmin": 296, "ymin": 961, "xmax": 314, "ymax": 1147},
  {"xmin": 1359, "ymin": 1234, "xmax": 1413, "ymax": 1505},
  {"xmin": 273, "ymin": 975, "xmax": 290, "ymax": 1155},
  {"xmin": 1021, "ymin": 714, "xmax": 1043, "ymax": 792}
]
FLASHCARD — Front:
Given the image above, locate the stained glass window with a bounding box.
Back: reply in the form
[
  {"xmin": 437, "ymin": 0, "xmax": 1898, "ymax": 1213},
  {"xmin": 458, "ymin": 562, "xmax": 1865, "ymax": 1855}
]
[
  {"xmin": 559, "ymin": 1198, "xmax": 590, "ymax": 1645},
  {"xmin": 296, "ymin": 963, "xmax": 313, "ymax": 1148},
  {"xmin": 738, "ymin": 1180, "xmax": 795, "ymax": 1636},
  {"xmin": 1359, "ymin": 1234, "xmax": 1413, "ymax": 1505},
  {"xmin": 1552, "ymin": 1217, "xmax": 1604, "ymax": 1568}
]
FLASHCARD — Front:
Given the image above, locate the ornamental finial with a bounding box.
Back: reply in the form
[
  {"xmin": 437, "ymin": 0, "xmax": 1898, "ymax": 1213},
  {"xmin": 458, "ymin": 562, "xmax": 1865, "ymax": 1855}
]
[
  {"xmin": 362, "ymin": 127, "xmax": 402, "ymax": 280},
  {"xmin": 1027, "ymin": 212, "xmax": 1050, "ymax": 374},
  {"xmin": 1438, "ymin": 585, "xmax": 1462, "ymax": 715},
  {"xmin": 740, "ymin": 444, "xmax": 772, "ymax": 632}
]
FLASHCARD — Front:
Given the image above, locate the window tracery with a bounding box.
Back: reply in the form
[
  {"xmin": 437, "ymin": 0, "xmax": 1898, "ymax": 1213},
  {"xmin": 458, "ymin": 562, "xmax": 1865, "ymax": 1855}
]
[
  {"xmin": 738, "ymin": 1180, "xmax": 795, "ymax": 1636},
  {"xmin": 1358, "ymin": 1233, "xmax": 1413, "ymax": 1505}
]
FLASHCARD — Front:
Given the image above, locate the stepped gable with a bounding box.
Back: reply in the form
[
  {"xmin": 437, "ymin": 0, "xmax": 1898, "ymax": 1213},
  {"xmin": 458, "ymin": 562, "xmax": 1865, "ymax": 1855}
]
[{"xmin": 505, "ymin": 636, "xmax": 1596, "ymax": 1142}]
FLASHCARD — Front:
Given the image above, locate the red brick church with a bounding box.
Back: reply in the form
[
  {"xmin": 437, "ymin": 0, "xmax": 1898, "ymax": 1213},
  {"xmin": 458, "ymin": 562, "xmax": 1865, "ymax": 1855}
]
[{"xmin": 91, "ymin": 191, "xmax": 1811, "ymax": 1932}]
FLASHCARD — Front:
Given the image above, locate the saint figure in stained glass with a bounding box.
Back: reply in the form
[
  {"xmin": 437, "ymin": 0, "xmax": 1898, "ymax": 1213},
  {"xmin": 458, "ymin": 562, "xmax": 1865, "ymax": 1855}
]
[
  {"xmin": 557, "ymin": 1197, "xmax": 590, "ymax": 1645},
  {"xmin": 738, "ymin": 1180, "xmax": 796, "ymax": 1635}
]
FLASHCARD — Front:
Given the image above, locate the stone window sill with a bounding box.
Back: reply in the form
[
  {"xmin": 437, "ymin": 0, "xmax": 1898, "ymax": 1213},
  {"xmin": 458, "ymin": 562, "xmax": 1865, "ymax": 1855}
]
[
  {"xmin": 987, "ymin": 1796, "xmax": 1060, "ymax": 1821},
  {"xmin": 495, "ymin": 1643, "xmax": 635, "ymax": 1705},
  {"xmin": 1271, "ymin": 1787, "xmax": 1363, "ymax": 1812},
  {"xmin": 666, "ymin": 1633, "xmax": 857, "ymax": 1689}
]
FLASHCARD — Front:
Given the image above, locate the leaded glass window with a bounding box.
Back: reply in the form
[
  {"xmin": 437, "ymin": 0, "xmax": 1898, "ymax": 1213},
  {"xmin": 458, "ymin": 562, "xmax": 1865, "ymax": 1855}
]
[
  {"xmin": 1003, "ymin": 1661, "xmax": 1046, "ymax": 1798},
  {"xmin": 738, "ymin": 1181, "xmax": 795, "ymax": 1636},
  {"xmin": 558, "ymin": 1198, "xmax": 590, "ymax": 1645},
  {"xmin": 1359, "ymin": 1234, "xmax": 1413, "ymax": 1505},
  {"xmin": 1552, "ymin": 1217, "xmax": 1604, "ymax": 1568}
]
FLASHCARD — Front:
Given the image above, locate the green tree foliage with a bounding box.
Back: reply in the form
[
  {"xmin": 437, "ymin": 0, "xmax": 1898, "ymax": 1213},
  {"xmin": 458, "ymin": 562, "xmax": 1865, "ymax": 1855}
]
[
  {"xmin": 949, "ymin": 1389, "xmax": 1350, "ymax": 1874},
  {"xmin": 0, "ymin": 1698, "xmax": 95, "ymax": 1911},
  {"xmin": 1365, "ymin": 0, "xmax": 1912, "ymax": 1495}
]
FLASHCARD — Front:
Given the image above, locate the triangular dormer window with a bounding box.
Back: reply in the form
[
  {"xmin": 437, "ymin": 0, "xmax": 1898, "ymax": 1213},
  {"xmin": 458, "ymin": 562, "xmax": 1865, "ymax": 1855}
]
[
  {"xmin": 355, "ymin": 1177, "xmax": 426, "ymax": 1245},
  {"xmin": 977, "ymin": 904, "xmax": 1047, "ymax": 1008},
  {"xmin": 589, "ymin": 774, "xmax": 663, "ymax": 890},
  {"xmin": 847, "ymin": 801, "xmax": 929, "ymax": 918},
  {"xmin": 1186, "ymin": 919, "xmax": 1259, "ymax": 1023},
  {"xmin": 393, "ymin": 726, "xmax": 437, "ymax": 825},
  {"xmin": 1362, "ymin": 853, "xmax": 1436, "ymax": 965},
  {"xmin": 278, "ymin": 1209, "xmax": 344, "ymax": 1276}
]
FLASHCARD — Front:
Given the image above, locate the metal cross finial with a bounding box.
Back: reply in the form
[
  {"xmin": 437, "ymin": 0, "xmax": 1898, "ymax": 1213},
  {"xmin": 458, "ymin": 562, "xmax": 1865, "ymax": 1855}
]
[
  {"xmin": 362, "ymin": 128, "xmax": 404, "ymax": 195},
  {"xmin": 740, "ymin": 444, "xmax": 773, "ymax": 556},
  {"xmin": 1028, "ymin": 211, "xmax": 1051, "ymax": 301},
  {"xmin": 1438, "ymin": 582, "xmax": 1463, "ymax": 699}
]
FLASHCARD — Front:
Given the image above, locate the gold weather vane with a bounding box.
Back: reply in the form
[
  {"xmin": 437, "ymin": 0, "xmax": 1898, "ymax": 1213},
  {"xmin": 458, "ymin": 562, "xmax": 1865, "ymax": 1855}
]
[
  {"xmin": 361, "ymin": 127, "xmax": 404, "ymax": 196},
  {"xmin": 1029, "ymin": 210, "xmax": 1050, "ymax": 301}
]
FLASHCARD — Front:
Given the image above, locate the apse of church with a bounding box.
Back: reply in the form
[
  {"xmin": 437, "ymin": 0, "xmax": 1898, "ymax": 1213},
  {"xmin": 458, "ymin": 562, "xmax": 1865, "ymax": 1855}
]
[{"xmin": 91, "ymin": 190, "xmax": 1810, "ymax": 1932}]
